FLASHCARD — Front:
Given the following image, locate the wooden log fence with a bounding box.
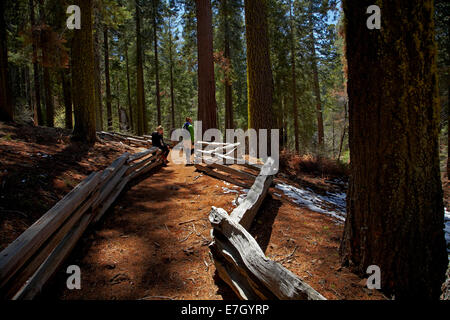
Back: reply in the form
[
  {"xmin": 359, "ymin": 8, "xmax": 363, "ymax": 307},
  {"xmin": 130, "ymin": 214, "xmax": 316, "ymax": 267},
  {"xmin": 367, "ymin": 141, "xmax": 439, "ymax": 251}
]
[
  {"xmin": 0, "ymin": 135, "xmax": 164, "ymax": 300},
  {"xmin": 196, "ymin": 147, "xmax": 326, "ymax": 300}
]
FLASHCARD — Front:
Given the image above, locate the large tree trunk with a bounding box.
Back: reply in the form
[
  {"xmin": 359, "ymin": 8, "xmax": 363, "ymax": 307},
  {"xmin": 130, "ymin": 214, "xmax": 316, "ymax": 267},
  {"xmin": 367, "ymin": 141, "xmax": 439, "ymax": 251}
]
[
  {"xmin": 196, "ymin": 0, "xmax": 218, "ymax": 133},
  {"xmin": 71, "ymin": 0, "xmax": 97, "ymax": 143},
  {"xmin": 29, "ymin": 0, "xmax": 42, "ymax": 125},
  {"xmin": 93, "ymin": 0, "xmax": 103, "ymax": 131},
  {"xmin": 0, "ymin": 0, "xmax": 12, "ymax": 121},
  {"xmin": 125, "ymin": 44, "xmax": 133, "ymax": 132},
  {"xmin": 153, "ymin": 0, "xmax": 161, "ymax": 126},
  {"xmin": 222, "ymin": 0, "xmax": 233, "ymax": 130},
  {"xmin": 290, "ymin": 0, "xmax": 299, "ymax": 153},
  {"xmin": 340, "ymin": 0, "xmax": 447, "ymax": 299},
  {"xmin": 104, "ymin": 26, "xmax": 113, "ymax": 131},
  {"xmin": 244, "ymin": 0, "xmax": 274, "ymax": 132},
  {"xmin": 135, "ymin": 1, "xmax": 147, "ymax": 135}
]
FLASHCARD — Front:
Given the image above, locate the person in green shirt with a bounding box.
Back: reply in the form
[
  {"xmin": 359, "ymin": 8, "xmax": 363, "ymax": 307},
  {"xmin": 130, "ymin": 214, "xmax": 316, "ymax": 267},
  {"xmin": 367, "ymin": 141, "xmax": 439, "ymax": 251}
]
[
  {"xmin": 183, "ymin": 117, "xmax": 194, "ymax": 144},
  {"xmin": 183, "ymin": 117, "xmax": 195, "ymax": 164}
]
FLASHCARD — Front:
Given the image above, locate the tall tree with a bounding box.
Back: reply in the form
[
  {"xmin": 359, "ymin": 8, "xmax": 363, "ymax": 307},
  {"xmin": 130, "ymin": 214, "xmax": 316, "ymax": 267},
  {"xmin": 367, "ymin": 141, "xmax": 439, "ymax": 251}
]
[
  {"xmin": 289, "ymin": 0, "xmax": 299, "ymax": 152},
  {"xmin": 71, "ymin": 0, "xmax": 97, "ymax": 143},
  {"xmin": 0, "ymin": 0, "xmax": 13, "ymax": 121},
  {"xmin": 167, "ymin": 11, "xmax": 175, "ymax": 130},
  {"xmin": 340, "ymin": 0, "xmax": 448, "ymax": 299},
  {"xmin": 221, "ymin": 0, "xmax": 234, "ymax": 130},
  {"xmin": 125, "ymin": 43, "xmax": 133, "ymax": 131},
  {"xmin": 153, "ymin": 0, "xmax": 162, "ymax": 125},
  {"xmin": 104, "ymin": 25, "xmax": 113, "ymax": 130},
  {"xmin": 308, "ymin": 1, "xmax": 324, "ymax": 149},
  {"xmin": 29, "ymin": 0, "xmax": 42, "ymax": 125},
  {"xmin": 135, "ymin": 0, "xmax": 147, "ymax": 135},
  {"xmin": 244, "ymin": 0, "xmax": 274, "ymax": 132},
  {"xmin": 93, "ymin": 0, "xmax": 104, "ymax": 131},
  {"xmin": 196, "ymin": 0, "xmax": 218, "ymax": 132}
]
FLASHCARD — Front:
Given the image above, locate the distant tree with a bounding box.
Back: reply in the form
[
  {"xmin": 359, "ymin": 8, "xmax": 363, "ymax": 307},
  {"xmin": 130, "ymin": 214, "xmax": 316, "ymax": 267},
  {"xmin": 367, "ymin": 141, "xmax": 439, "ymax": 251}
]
[
  {"xmin": 0, "ymin": 0, "xmax": 13, "ymax": 121},
  {"xmin": 340, "ymin": 0, "xmax": 448, "ymax": 299},
  {"xmin": 289, "ymin": 0, "xmax": 299, "ymax": 152},
  {"xmin": 196, "ymin": 0, "xmax": 218, "ymax": 132},
  {"xmin": 93, "ymin": 0, "xmax": 104, "ymax": 131},
  {"xmin": 104, "ymin": 25, "xmax": 113, "ymax": 130},
  {"xmin": 29, "ymin": 0, "xmax": 42, "ymax": 125},
  {"xmin": 135, "ymin": 0, "xmax": 147, "ymax": 135},
  {"xmin": 71, "ymin": 0, "xmax": 97, "ymax": 143}
]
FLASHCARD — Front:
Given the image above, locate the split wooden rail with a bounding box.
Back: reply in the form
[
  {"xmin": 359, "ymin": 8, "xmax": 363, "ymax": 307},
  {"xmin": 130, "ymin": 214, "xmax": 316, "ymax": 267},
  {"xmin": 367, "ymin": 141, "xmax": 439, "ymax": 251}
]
[
  {"xmin": 0, "ymin": 136, "xmax": 163, "ymax": 300},
  {"xmin": 195, "ymin": 144, "xmax": 325, "ymax": 300}
]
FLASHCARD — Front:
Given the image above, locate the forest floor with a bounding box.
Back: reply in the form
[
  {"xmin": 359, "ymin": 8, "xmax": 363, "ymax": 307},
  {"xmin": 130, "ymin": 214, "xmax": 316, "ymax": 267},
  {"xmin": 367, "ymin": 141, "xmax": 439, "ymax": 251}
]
[{"xmin": 1, "ymin": 122, "xmax": 443, "ymax": 300}]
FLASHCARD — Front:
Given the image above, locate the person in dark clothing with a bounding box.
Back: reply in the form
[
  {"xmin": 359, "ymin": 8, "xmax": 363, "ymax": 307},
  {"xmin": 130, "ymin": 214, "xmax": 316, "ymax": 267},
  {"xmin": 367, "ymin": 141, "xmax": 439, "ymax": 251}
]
[{"xmin": 151, "ymin": 125, "xmax": 170, "ymax": 165}]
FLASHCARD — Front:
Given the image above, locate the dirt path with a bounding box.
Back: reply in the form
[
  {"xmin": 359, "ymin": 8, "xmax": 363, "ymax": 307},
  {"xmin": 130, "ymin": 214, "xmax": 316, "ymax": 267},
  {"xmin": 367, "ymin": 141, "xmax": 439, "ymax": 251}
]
[{"xmin": 41, "ymin": 159, "xmax": 385, "ymax": 300}]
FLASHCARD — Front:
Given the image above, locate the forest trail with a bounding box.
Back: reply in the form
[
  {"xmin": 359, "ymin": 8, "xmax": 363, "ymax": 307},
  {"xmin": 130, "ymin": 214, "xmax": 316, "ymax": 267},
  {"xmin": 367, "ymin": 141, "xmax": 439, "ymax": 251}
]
[{"xmin": 42, "ymin": 159, "xmax": 385, "ymax": 300}]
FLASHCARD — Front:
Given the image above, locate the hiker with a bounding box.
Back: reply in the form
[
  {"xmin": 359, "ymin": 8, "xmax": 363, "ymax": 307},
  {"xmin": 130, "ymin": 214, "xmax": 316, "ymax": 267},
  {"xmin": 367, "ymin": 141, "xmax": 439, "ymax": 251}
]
[
  {"xmin": 151, "ymin": 125, "xmax": 170, "ymax": 166},
  {"xmin": 183, "ymin": 117, "xmax": 195, "ymax": 144},
  {"xmin": 182, "ymin": 117, "xmax": 195, "ymax": 164}
]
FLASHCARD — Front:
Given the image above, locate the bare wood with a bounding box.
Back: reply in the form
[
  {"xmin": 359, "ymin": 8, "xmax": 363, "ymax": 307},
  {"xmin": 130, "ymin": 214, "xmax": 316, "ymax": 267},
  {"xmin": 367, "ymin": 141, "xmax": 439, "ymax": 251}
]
[
  {"xmin": 211, "ymin": 237, "xmax": 277, "ymax": 300},
  {"xmin": 128, "ymin": 147, "xmax": 158, "ymax": 162},
  {"xmin": 13, "ymin": 213, "xmax": 93, "ymax": 300},
  {"xmin": 209, "ymin": 162, "xmax": 257, "ymax": 182},
  {"xmin": 92, "ymin": 165, "xmax": 129, "ymax": 210},
  {"xmin": 194, "ymin": 164, "xmax": 251, "ymax": 189},
  {"xmin": 209, "ymin": 207, "xmax": 326, "ymax": 300},
  {"xmin": 126, "ymin": 151, "xmax": 161, "ymax": 176},
  {"xmin": 92, "ymin": 176, "xmax": 130, "ymax": 224},
  {"xmin": 2, "ymin": 188, "xmax": 99, "ymax": 298},
  {"xmin": 128, "ymin": 156, "xmax": 164, "ymax": 180},
  {"xmin": 230, "ymin": 158, "xmax": 275, "ymax": 230},
  {"xmin": 0, "ymin": 172, "xmax": 101, "ymax": 289},
  {"xmin": 209, "ymin": 242, "xmax": 260, "ymax": 300}
]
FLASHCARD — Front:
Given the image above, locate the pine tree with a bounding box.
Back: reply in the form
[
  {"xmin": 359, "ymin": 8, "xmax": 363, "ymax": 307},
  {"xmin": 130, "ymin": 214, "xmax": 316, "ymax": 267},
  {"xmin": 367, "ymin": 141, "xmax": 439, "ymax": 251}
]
[{"xmin": 0, "ymin": 0, "xmax": 13, "ymax": 121}]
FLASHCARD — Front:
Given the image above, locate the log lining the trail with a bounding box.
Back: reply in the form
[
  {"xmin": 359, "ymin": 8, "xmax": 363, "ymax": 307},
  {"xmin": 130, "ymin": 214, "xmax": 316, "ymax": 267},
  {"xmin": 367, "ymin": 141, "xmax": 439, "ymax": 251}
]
[{"xmin": 0, "ymin": 132, "xmax": 164, "ymax": 299}]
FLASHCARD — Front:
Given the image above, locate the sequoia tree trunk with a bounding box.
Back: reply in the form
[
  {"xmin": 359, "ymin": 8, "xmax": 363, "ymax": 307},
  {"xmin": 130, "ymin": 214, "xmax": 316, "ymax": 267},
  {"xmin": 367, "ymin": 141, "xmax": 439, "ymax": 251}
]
[
  {"xmin": 71, "ymin": 0, "xmax": 97, "ymax": 143},
  {"xmin": 196, "ymin": 0, "xmax": 218, "ymax": 133},
  {"xmin": 244, "ymin": 0, "xmax": 274, "ymax": 132},
  {"xmin": 340, "ymin": 0, "xmax": 448, "ymax": 299}
]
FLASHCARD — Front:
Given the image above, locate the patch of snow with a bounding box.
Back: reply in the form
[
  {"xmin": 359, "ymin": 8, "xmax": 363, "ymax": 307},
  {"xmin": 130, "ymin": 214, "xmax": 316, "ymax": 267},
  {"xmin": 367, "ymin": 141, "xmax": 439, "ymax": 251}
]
[
  {"xmin": 275, "ymin": 183, "xmax": 346, "ymax": 223},
  {"xmin": 222, "ymin": 187, "xmax": 238, "ymax": 194}
]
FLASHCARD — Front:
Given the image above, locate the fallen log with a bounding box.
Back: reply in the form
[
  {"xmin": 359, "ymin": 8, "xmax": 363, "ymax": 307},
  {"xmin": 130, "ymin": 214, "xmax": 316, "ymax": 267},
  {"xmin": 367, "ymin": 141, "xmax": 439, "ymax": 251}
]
[
  {"xmin": 0, "ymin": 172, "xmax": 101, "ymax": 289},
  {"xmin": 209, "ymin": 207, "xmax": 326, "ymax": 300}
]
